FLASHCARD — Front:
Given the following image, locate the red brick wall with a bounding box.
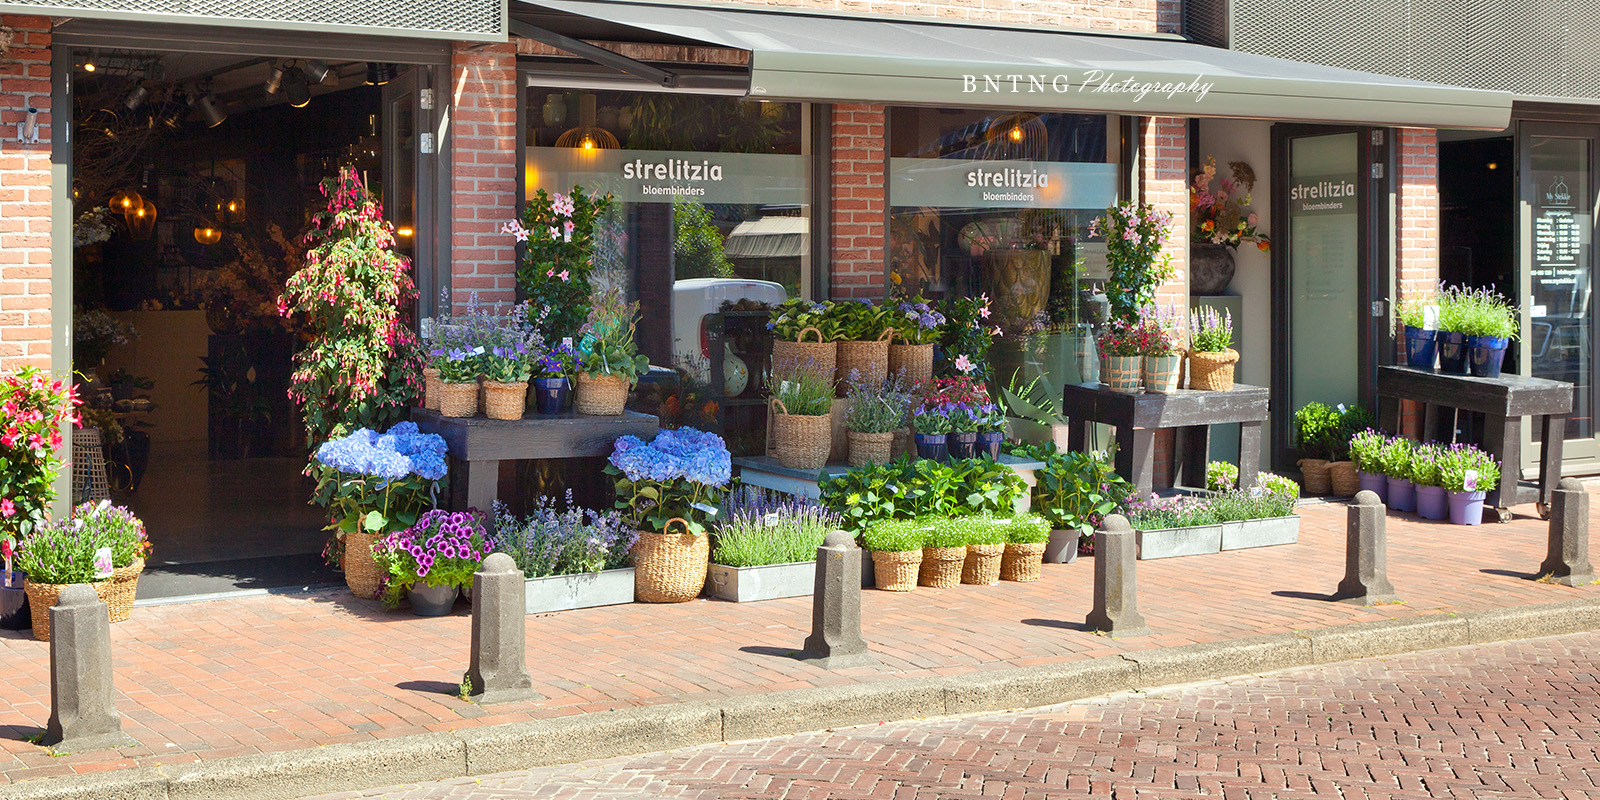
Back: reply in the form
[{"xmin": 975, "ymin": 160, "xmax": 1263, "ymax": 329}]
[
  {"xmin": 448, "ymin": 42, "xmax": 519, "ymax": 312},
  {"xmin": 1395, "ymin": 127, "xmax": 1439, "ymax": 438},
  {"xmin": 1156, "ymin": 0, "xmax": 1182, "ymax": 33},
  {"xmin": 0, "ymin": 16, "xmax": 52, "ymax": 374},
  {"xmin": 829, "ymin": 104, "xmax": 886, "ymax": 301},
  {"xmin": 1138, "ymin": 116, "xmax": 1189, "ymax": 488}
]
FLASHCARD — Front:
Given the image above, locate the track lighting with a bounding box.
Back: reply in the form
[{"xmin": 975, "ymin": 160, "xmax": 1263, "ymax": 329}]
[
  {"xmin": 282, "ymin": 67, "xmax": 312, "ymax": 108},
  {"xmin": 194, "ymin": 93, "xmax": 226, "ymax": 128},
  {"xmin": 122, "ymin": 83, "xmax": 149, "ymax": 111},
  {"xmin": 365, "ymin": 63, "xmax": 396, "ymax": 86},
  {"xmin": 302, "ymin": 59, "xmax": 332, "ymax": 84},
  {"xmin": 264, "ymin": 62, "xmax": 285, "ymax": 95}
]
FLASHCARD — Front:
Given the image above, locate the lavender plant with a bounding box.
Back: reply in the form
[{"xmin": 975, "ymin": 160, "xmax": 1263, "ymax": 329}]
[
  {"xmin": 712, "ymin": 486, "xmax": 842, "ymax": 567},
  {"xmin": 844, "ymin": 371, "xmax": 915, "ymax": 434},
  {"xmin": 1188, "ymin": 306, "xmax": 1234, "ymax": 352},
  {"xmin": 494, "ymin": 493, "xmax": 636, "ymax": 578}
]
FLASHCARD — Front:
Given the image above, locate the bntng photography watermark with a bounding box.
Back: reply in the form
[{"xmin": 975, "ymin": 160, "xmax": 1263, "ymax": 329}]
[{"xmin": 961, "ymin": 69, "xmax": 1214, "ymax": 103}]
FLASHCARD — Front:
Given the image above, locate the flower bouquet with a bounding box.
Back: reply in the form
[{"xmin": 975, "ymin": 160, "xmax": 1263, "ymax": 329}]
[
  {"xmin": 373, "ymin": 509, "xmax": 491, "ymax": 615},
  {"xmin": 606, "ymin": 427, "xmax": 731, "ymax": 602}
]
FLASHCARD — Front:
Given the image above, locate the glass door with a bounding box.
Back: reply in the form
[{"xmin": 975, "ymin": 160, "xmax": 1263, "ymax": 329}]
[{"xmin": 382, "ymin": 67, "xmax": 440, "ymax": 321}]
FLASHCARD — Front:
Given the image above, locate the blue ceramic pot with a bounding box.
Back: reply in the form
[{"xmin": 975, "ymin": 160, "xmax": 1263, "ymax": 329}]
[
  {"xmin": 0, "ymin": 570, "xmax": 27, "ymax": 630},
  {"xmin": 913, "ymin": 433, "xmax": 947, "ymax": 462},
  {"xmin": 1403, "ymin": 326, "xmax": 1437, "ymax": 370},
  {"xmin": 947, "ymin": 432, "xmax": 978, "ymax": 461},
  {"xmin": 1435, "ymin": 331, "xmax": 1470, "ymax": 374},
  {"xmin": 976, "ymin": 431, "xmax": 1005, "ymax": 460},
  {"xmin": 533, "ymin": 376, "xmax": 570, "ymax": 414},
  {"xmin": 1467, "ymin": 335, "xmax": 1509, "ymax": 379}
]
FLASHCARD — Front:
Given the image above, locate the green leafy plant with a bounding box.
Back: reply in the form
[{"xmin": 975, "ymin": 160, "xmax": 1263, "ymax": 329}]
[
  {"xmin": 948, "ymin": 458, "xmax": 1029, "ymax": 515},
  {"xmin": 480, "ymin": 344, "xmax": 534, "ymax": 383},
  {"xmin": 1409, "ymin": 443, "xmax": 1445, "ymax": 487},
  {"xmin": 1092, "ymin": 201, "xmax": 1175, "ymax": 325},
  {"xmin": 772, "ymin": 362, "xmax": 835, "ymax": 417},
  {"xmin": 831, "ymin": 299, "xmax": 892, "ymax": 342},
  {"xmin": 1007, "ymin": 513, "xmax": 1051, "ymax": 544},
  {"xmin": 434, "ymin": 347, "xmax": 482, "ymax": 384},
  {"xmin": 0, "ymin": 368, "xmax": 76, "ymax": 555},
  {"xmin": 767, "ymin": 297, "xmax": 841, "ymax": 342},
  {"xmin": 925, "ymin": 515, "xmax": 978, "ymax": 548},
  {"xmin": 511, "ymin": 186, "xmax": 612, "ymax": 345},
  {"xmin": 1398, "ymin": 298, "xmax": 1430, "ymax": 330},
  {"xmin": 672, "ymin": 196, "xmax": 735, "ymax": 279},
  {"xmin": 1437, "ymin": 443, "xmax": 1500, "ymax": 492},
  {"xmin": 577, "ymin": 288, "xmax": 651, "ymax": 384},
  {"xmin": 1001, "ymin": 374, "xmax": 1068, "ymax": 427},
  {"xmin": 712, "ymin": 487, "xmax": 840, "ymax": 567},
  {"xmin": 1348, "ymin": 429, "xmax": 1387, "ymax": 473},
  {"xmin": 1258, "ymin": 472, "xmax": 1302, "ymax": 499},
  {"xmin": 862, "ymin": 518, "xmax": 926, "ymax": 553},
  {"xmin": 1293, "ymin": 402, "xmax": 1343, "ymax": 461},
  {"xmin": 606, "ymin": 427, "xmax": 731, "ymax": 535},
  {"xmin": 1033, "ymin": 448, "xmax": 1131, "ymax": 538},
  {"xmin": 821, "ymin": 461, "xmax": 907, "ymax": 530},
  {"xmin": 820, "ymin": 456, "xmax": 1026, "ymax": 530},
  {"xmin": 1206, "ymin": 461, "xmax": 1239, "ymax": 492},
  {"xmin": 1375, "ymin": 436, "xmax": 1414, "ymax": 480},
  {"xmin": 938, "ymin": 295, "xmax": 996, "ymax": 382},
  {"xmin": 844, "ymin": 372, "xmax": 914, "ymax": 434},
  {"xmin": 1437, "ymin": 284, "xmax": 1519, "ymax": 339}
]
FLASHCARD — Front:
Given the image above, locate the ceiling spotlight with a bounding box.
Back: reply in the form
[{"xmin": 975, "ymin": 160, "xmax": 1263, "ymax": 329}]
[
  {"xmin": 282, "ymin": 67, "xmax": 312, "ymax": 108},
  {"xmin": 122, "ymin": 83, "xmax": 149, "ymax": 111},
  {"xmin": 157, "ymin": 98, "xmax": 186, "ymax": 130},
  {"xmin": 302, "ymin": 59, "xmax": 332, "ymax": 84},
  {"xmin": 194, "ymin": 93, "xmax": 227, "ymax": 128},
  {"xmin": 264, "ymin": 62, "xmax": 285, "ymax": 95},
  {"xmin": 365, "ymin": 63, "xmax": 396, "ymax": 86}
]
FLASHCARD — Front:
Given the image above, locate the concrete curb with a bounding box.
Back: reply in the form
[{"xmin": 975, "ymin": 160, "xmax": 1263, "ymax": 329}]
[{"xmin": 8, "ymin": 595, "xmax": 1600, "ymax": 800}]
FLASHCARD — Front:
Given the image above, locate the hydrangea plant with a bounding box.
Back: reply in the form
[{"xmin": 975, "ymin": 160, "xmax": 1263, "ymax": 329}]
[
  {"xmin": 311, "ymin": 421, "xmax": 449, "ymax": 547},
  {"xmin": 606, "ymin": 427, "xmax": 732, "ymax": 534}
]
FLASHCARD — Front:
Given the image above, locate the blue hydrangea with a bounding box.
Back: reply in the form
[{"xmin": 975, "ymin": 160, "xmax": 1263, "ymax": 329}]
[
  {"xmin": 315, "ymin": 423, "xmax": 450, "ymax": 483},
  {"xmin": 607, "ymin": 426, "xmax": 729, "ymax": 488}
]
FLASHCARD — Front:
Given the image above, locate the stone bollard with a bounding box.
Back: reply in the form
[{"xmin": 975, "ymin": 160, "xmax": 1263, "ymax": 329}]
[
  {"xmin": 1333, "ymin": 490, "xmax": 1399, "ymax": 605},
  {"xmin": 1540, "ymin": 478, "xmax": 1595, "ymax": 586},
  {"xmin": 465, "ymin": 553, "xmax": 540, "ymax": 705},
  {"xmin": 1085, "ymin": 514, "xmax": 1151, "ymax": 638},
  {"xmin": 798, "ymin": 531, "xmax": 875, "ymax": 669},
  {"xmin": 45, "ymin": 585, "xmax": 135, "ymax": 751}
]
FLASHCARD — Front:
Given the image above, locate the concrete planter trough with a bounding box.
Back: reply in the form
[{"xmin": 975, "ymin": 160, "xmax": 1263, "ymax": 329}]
[
  {"xmin": 1221, "ymin": 515, "xmax": 1300, "ymax": 551},
  {"xmin": 708, "ymin": 561, "xmax": 817, "ymax": 603},
  {"xmin": 524, "ymin": 568, "xmax": 635, "ymax": 614},
  {"xmin": 1136, "ymin": 524, "xmax": 1222, "ymax": 560}
]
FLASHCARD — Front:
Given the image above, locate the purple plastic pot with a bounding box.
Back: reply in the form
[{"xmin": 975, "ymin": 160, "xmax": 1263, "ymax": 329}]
[
  {"xmin": 1358, "ymin": 471, "xmax": 1388, "ymax": 501},
  {"xmin": 533, "ymin": 376, "xmax": 570, "ymax": 414},
  {"xmin": 1468, "ymin": 335, "xmax": 1509, "ymax": 379},
  {"xmin": 1415, "ymin": 485, "xmax": 1449, "ymax": 520},
  {"xmin": 947, "ymin": 432, "xmax": 978, "ymax": 460},
  {"xmin": 1386, "ymin": 476, "xmax": 1417, "ymax": 513},
  {"xmin": 913, "ymin": 433, "xmax": 947, "ymax": 462},
  {"xmin": 976, "ymin": 430, "xmax": 1004, "ymax": 460},
  {"xmin": 1403, "ymin": 326, "xmax": 1437, "ymax": 370},
  {"xmin": 1436, "ymin": 331, "xmax": 1471, "ymax": 374},
  {"xmin": 1447, "ymin": 489, "xmax": 1488, "ymax": 525}
]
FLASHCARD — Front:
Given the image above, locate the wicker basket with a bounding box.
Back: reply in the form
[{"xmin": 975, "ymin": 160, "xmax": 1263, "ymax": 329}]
[
  {"xmin": 24, "ymin": 579, "xmax": 114, "ymax": 642},
  {"xmin": 633, "ymin": 518, "xmax": 709, "ymax": 603},
  {"xmin": 574, "ymin": 372, "xmax": 629, "ymax": 416},
  {"xmin": 1188, "ymin": 348, "xmax": 1240, "ymax": 391},
  {"xmin": 482, "ymin": 380, "xmax": 528, "ymax": 420},
  {"xmin": 422, "ymin": 367, "xmax": 441, "ymax": 411},
  {"xmin": 836, "ymin": 330, "xmax": 892, "ymax": 391},
  {"xmin": 107, "ymin": 558, "xmax": 143, "ymax": 623},
  {"xmin": 918, "ymin": 546, "xmax": 967, "ymax": 588},
  {"xmin": 848, "ymin": 431, "xmax": 894, "ymax": 467},
  {"xmin": 1000, "ymin": 542, "xmax": 1046, "ymax": 582},
  {"xmin": 1298, "ymin": 459, "xmax": 1332, "ymax": 495},
  {"xmin": 961, "ymin": 543, "xmax": 1006, "ymax": 585},
  {"xmin": 1328, "ymin": 461, "xmax": 1360, "ymax": 497},
  {"xmin": 872, "ymin": 549, "xmax": 922, "ymax": 592},
  {"xmin": 771, "ymin": 399, "xmax": 832, "ymax": 470},
  {"xmin": 343, "ymin": 531, "xmax": 383, "ymax": 600},
  {"xmin": 770, "ymin": 327, "xmax": 836, "ymax": 382},
  {"xmin": 437, "ymin": 380, "xmax": 479, "ymax": 418},
  {"xmin": 888, "ymin": 342, "xmax": 934, "ymax": 386}
]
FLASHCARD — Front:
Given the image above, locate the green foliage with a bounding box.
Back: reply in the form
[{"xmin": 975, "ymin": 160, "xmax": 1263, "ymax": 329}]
[
  {"xmin": 925, "ymin": 515, "xmax": 980, "ymax": 548},
  {"xmin": 1001, "ymin": 374, "xmax": 1068, "ymax": 427},
  {"xmin": 772, "ymin": 364, "xmax": 835, "ymax": 416},
  {"xmin": 0, "ymin": 367, "xmax": 75, "ymax": 552},
  {"xmin": 1033, "ymin": 448, "xmax": 1131, "ymax": 537},
  {"xmin": 819, "ymin": 456, "xmax": 1028, "ymax": 531},
  {"xmin": 938, "ymin": 295, "xmax": 996, "ymax": 382},
  {"xmin": 831, "ymin": 299, "xmax": 892, "ymax": 342},
  {"xmin": 14, "ymin": 502, "xmax": 149, "ymax": 584},
  {"xmin": 862, "ymin": 518, "xmax": 926, "ymax": 553},
  {"xmin": 844, "ymin": 372, "xmax": 914, "ymax": 434},
  {"xmin": 516, "ymin": 186, "xmax": 612, "ymax": 345},
  {"xmin": 1375, "ymin": 436, "xmax": 1414, "ymax": 479},
  {"xmin": 1122, "ymin": 489, "xmax": 1295, "ymax": 530},
  {"xmin": 712, "ymin": 492, "xmax": 839, "ymax": 568},
  {"xmin": 672, "ymin": 197, "xmax": 734, "ymax": 280},
  {"xmin": 1437, "ymin": 443, "xmax": 1500, "ymax": 492},
  {"xmin": 1293, "ymin": 402, "xmax": 1345, "ymax": 461},
  {"xmin": 1206, "ymin": 460, "xmax": 1239, "ymax": 491},
  {"xmin": 1409, "ymin": 443, "xmax": 1445, "ymax": 487},
  {"xmin": 768, "ymin": 298, "xmax": 842, "ymax": 342},
  {"xmin": 1007, "ymin": 513, "xmax": 1052, "ymax": 544},
  {"xmin": 1397, "ymin": 299, "xmax": 1429, "ymax": 330},
  {"xmin": 280, "ymin": 167, "xmax": 423, "ymax": 446},
  {"xmin": 1094, "ymin": 201, "xmax": 1175, "ymax": 324},
  {"xmin": 948, "ymin": 458, "xmax": 1029, "ymax": 515},
  {"xmin": 1347, "ymin": 428, "xmax": 1387, "ymax": 472},
  {"xmin": 1257, "ymin": 472, "xmax": 1302, "ymax": 500},
  {"xmin": 578, "ymin": 288, "xmax": 650, "ymax": 383},
  {"xmin": 1437, "ymin": 284, "xmax": 1519, "ymax": 339}
]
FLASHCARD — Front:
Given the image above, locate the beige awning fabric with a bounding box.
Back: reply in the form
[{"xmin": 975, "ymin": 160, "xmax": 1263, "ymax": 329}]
[{"xmin": 513, "ymin": 0, "xmax": 1513, "ymax": 130}]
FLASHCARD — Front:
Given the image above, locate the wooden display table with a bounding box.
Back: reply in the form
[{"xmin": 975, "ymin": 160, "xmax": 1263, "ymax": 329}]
[
  {"xmin": 733, "ymin": 454, "xmax": 1046, "ymax": 512},
  {"xmin": 412, "ymin": 408, "xmax": 659, "ymax": 515},
  {"xmin": 1375, "ymin": 366, "xmax": 1572, "ymax": 520},
  {"xmin": 1060, "ymin": 382, "xmax": 1269, "ymax": 497}
]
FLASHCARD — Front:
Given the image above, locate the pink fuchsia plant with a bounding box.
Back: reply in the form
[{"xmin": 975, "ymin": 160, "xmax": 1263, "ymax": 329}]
[
  {"xmin": 0, "ymin": 367, "xmax": 79, "ymax": 566},
  {"xmin": 1090, "ymin": 201, "xmax": 1175, "ymax": 325},
  {"xmin": 373, "ymin": 509, "xmax": 492, "ymax": 607},
  {"xmin": 1190, "ymin": 157, "xmax": 1270, "ymax": 251}
]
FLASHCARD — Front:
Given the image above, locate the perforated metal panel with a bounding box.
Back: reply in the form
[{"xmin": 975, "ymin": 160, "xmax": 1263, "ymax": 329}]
[
  {"xmin": 0, "ymin": 0, "xmax": 503, "ymax": 41},
  {"xmin": 1210, "ymin": 0, "xmax": 1600, "ymax": 103}
]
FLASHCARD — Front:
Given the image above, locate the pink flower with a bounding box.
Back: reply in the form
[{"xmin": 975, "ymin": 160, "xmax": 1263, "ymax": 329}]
[
  {"xmin": 954, "ymin": 355, "xmax": 975, "ymax": 374},
  {"xmin": 0, "ymin": 499, "xmax": 12, "ymax": 518},
  {"xmin": 990, "ymin": 326, "xmax": 1003, "ymax": 336},
  {"xmin": 500, "ymin": 220, "xmax": 529, "ymax": 242},
  {"xmin": 559, "ymin": 270, "xmax": 570, "ymax": 281},
  {"xmin": 546, "ymin": 269, "xmax": 555, "ymax": 278}
]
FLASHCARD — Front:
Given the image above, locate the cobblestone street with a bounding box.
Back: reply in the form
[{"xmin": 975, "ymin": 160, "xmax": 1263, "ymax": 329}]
[{"xmin": 314, "ymin": 631, "xmax": 1600, "ymax": 800}]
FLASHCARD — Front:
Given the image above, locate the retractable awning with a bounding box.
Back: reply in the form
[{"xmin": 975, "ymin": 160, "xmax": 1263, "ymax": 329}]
[{"xmin": 511, "ymin": 0, "xmax": 1512, "ymax": 130}]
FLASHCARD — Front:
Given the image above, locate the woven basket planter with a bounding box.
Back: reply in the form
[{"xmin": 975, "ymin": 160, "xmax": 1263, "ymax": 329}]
[
  {"xmin": 961, "ymin": 543, "xmax": 1006, "ymax": 586},
  {"xmin": 1298, "ymin": 459, "xmax": 1332, "ymax": 495},
  {"xmin": 107, "ymin": 558, "xmax": 143, "ymax": 623},
  {"xmin": 871, "ymin": 550, "xmax": 922, "ymax": 592},
  {"xmin": 633, "ymin": 519, "xmax": 709, "ymax": 603},
  {"xmin": 770, "ymin": 327, "xmax": 835, "ymax": 381},
  {"xmin": 482, "ymin": 380, "xmax": 528, "ymax": 420},
  {"xmin": 24, "ymin": 579, "xmax": 113, "ymax": 642},
  {"xmin": 1328, "ymin": 461, "xmax": 1360, "ymax": 497},
  {"xmin": 436, "ymin": 380, "xmax": 479, "ymax": 418},
  {"xmin": 888, "ymin": 342, "xmax": 934, "ymax": 385},
  {"xmin": 1102, "ymin": 355, "xmax": 1143, "ymax": 394},
  {"xmin": 1143, "ymin": 354, "xmax": 1182, "ymax": 394},
  {"xmin": 771, "ymin": 399, "xmax": 832, "ymax": 470},
  {"xmin": 422, "ymin": 368, "xmax": 441, "ymax": 411},
  {"xmin": 1000, "ymin": 542, "xmax": 1046, "ymax": 582},
  {"xmin": 848, "ymin": 431, "xmax": 894, "ymax": 467},
  {"xmin": 918, "ymin": 546, "xmax": 967, "ymax": 588},
  {"xmin": 836, "ymin": 331, "xmax": 892, "ymax": 391},
  {"xmin": 574, "ymin": 372, "xmax": 629, "ymax": 416},
  {"xmin": 1188, "ymin": 348, "xmax": 1239, "ymax": 391},
  {"xmin": 343, "ymin": 531, "xmax": 383, "ymax": 600}
]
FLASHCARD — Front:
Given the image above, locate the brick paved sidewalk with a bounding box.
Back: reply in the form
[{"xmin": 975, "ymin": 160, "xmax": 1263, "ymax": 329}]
[{"xmin": 1, "ymin": 490, "xmax": 1596, "ymax": 788}]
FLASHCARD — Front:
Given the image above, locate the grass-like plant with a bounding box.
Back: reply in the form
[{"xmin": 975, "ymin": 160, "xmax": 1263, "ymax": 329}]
[
  {"xmin": 862, "ymin": 519, "xmax": 926, "ymax": 553},
  {"xmin": 1438, "ymin": 284, "xmax": 1519, "ymax": 339},
  {"xmin": 712, "ymin": 487, "xmax": 841, "ymax": 568},
  {"xmin": 925, "ymin": 516, "xmax": 979, "ymax": 548},
  {"xmin": 844, "ymin": 371, "xmax": 915, "ymax": 434},
  {"xmin": 771, "ymin": 359, "xmax": 834, "ymax": 416},
  {"xmin": 1006, "ymin": 514, "xmax": 1051, "ymax": 544}
]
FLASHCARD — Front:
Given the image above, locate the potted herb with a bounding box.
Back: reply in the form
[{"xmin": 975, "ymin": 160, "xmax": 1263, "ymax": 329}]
[
  {"xmin": 1292, "ymin": 402, "xmax": 1340, "ymax": 495},
  {"xmin": 1398, "ymin": 297, "xmax": 1437, "ymax": 369},
  {"xmin": 1348, "ymin": 428, "xmax": 1389, "ymax": 500},
  {"xmin": 575, "ymin": 288, "xmax": 650, "ymax": 415},
  {"xmin": 1410, "ymin": 443, "xmax": 1449, "ymax": 520},
  {"xmin": 1439, "ymin": 285, "xmax": 1519, "ymax": 378},
  {"xmin": 1033, "ymin": 448, "xmax": 1130, "ymax": 563},
  {"xmin": 481, "ymin": 342, "xmax": 534, "ymax": 420},
  {"xmin": 1138, "ymin": 306, "xmax": 1183, "ymax": 394},
  {"xmin": 862, "ymin": 519, "xmax": 925, "ymax": 592},
  {"xmin": 887, "ymin": 296, "xmax": 944, "ymax": 384},
  {"xmin": 1377, "ymin": 436, "xmax": 1416, "ymax": 512},
  {"xmin": 844, "ymin": 372, "xmax": 913, "ymax": 467},
  {"xmin": 909, "ymin": 403, "xmax": 952, "ymax": 461},
  {"xmin": 72, "ymin": 501, "xmax": 149, "ymax": 623},
  {"xmin": 1000, "ymin": 513, "xmax": 1051, "ymax": 581},
  {"xmin": 767, "ymin": 298, "xmax": 840, "ymax": 383},
  {"xmin": 1439, "ymin": 443, "xmax": 1499, "ymax": 525},
  {"xmin": 373, "ymin": 510, "xmax": 490, "ymax": 615},
  {"xmin": 832, "ymin": 299, "xmax": 893, "ymax": 391},
  {"xmin": 707, "ymin": 488, "xmax": 842, "ymax": 602},
  {"xmin": 1187, "ymin": 306, "xmax": 1238, "ymax": 390},
  {"xmin": 770, "ymin": 363, "xmax": 835, "ymax": 470},
  {"xmin": 14, "ymin": 516, "xmax": 116, "ymax": 641},
  {"xmin": 919, "ymin": 515, "xmax": 971, "ymax": 588},
  {"xmin": 495, "ymin": 493, "xmax": 636, "ymax": 613},
  {"xmin": 959, "ymin": 515, "xmax": 1008, "ymax": 586},
  {"xmin": 1189, "ymin": 157, "xmax": 1270, "ymax": 296},
  {"xmin": 607, "ymin": 427, "xmax": 731, "ymax": 603},
  {"xmin": 532, "ymin": 340, "xmax": 578, "ymax": 414},
  {"xmin": 1097, "ymin": 317, "xmax": 1143, "ymax": 394},
  {"xmin": 432, "ymin": 346, "xmax": 483, "ymax": 418}
]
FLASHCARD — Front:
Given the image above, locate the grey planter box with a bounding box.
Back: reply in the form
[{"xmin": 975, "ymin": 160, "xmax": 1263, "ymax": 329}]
[
  {"xmin": 1136, "ymin": 524, "xmax": 1222, "ymax": 560},
  {"xmin": 1221, "ymin": 515, "xmax": 1300, "ymax": 551},
  {"xmin": 1043, "ymin": 530, "xmax": 1080, "ymax": 563},
  {"xmin": 707, "ymin": 561, "xmax": 817, "ymax": 603},
  {"xmin": 524, "ymin": 568, "xmax": 635, "ymax": 614}
]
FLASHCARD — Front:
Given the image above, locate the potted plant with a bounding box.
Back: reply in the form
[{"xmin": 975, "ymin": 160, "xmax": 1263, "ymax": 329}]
[
  {"xmin": 311, "ymin": 422, "xmax": 450, "ymax": 599},
  {"xmin": 1326, "ymin": 404, "xmax": 1374, "ymax": 497},
  {"xmin": 573, "ymin": 289, "xmax": 651, "ymax": 415},
  {"xmin": 707, "ymin": 488, "xmax": 842, "ymax": 602},
  {"xmin": 1189, "ymin": 157, "xmax": 1271, "ymax": 296},
  {"xmin": 1098, "ymin": 317, "xmax": 1143, "ymax": 393},
  {"xmin": 0, "ymin": 537, "xmax": 23, "ymax": 630},
  {"xmin": 72, "ymin": 501, "xmax": 149, "ymax": 623},
  {"xmin": 919, "ymin": 515, "xmax": 969, "ymax": 588},
  {"xmin": 607, "ymin": 427, "xmax": 731, "ymax": 603},
  {"xmin": 910, "ymin": 402, "xmax": 952, "ymax": 461},
  {"xmin": 976, "ymin": 402, "xmax": 1007, "ymax": 460},
  {"xmin": 1398, "ymin": 298, "xmax": 1437, "ymax": 369},
  {"xmin": 1348, "ymin": 428, "xmax": 1389, "ymax": 500},
  {"xmin": 508, "ymin": 186, "xmax": 612, "ymax": 346},
  {"xmin": 432, "ymin": 346, "xmax": 483, "ymax": 418},
  {"xmin": 832, "ymin": 299, "xmax": 893, "ymax": 391},
  {"xmin": 532, "ymin": 340, "xmax": 578, "ymax": 414},
  {"xmin": 373, "ymin": 510, "xmax": 490, "ymax": 615},
  {"xmin": 959, "ymin": 515, "xmax": 1007, "ymax": 586},
  {"xmin": 863, "ymin": 519, "xmax": 925, "ymax": 592},
  {"xmin": 1187, "ymin": 306, "xmax": 1238, "ymax": 391},
  {"xmin": 887, "ymin": 296, "xmax": 944, "ymax": 384},
  {"xmin": 1032, "ymin": 447, "xmax": 1130, "ymax": 563},
  {"xmin": 1121, "ymin": 486, "xmax": 1299, "ymax": 559},
  {"xmin": 945, "ymin": 402, "xmax": 981, "ymax": 460},
  {"xmin": 14, "ymin": 516, "xmax": 117, "ymax": 641},
  {"xmin": 770, "ymin": 363, "xmax": 835, "ymax": 470},
  {"xmin": 1000, "ymin": 513, "xmax": 1051, "ymax": 581},
  {"xmin": 768, "ymin": 298, "xmax": 840, "ymax": 383},
  {"xmin": 481, "ymin": 341, "xmax": 534, "ymax": 420},
  {"xmin": 1439, "ymin": 443, "xmax": 1499, "ymax": 525},
  {"xmin": 1293, "ymin": 402, "xmax": 1340, "ymax": 495},
  {"xmin": 1138, "ymin": 306, "xmax": 1183, "ymax": 393},
  {"xmin": 937, "ymin": 295, "xmax": 998, "ymax": 383},
  {"xmin": 494, "ymin": 492, "xmax": 637, "ymax": 613},
  {"xmin": 1376, "ymin": 436, "xmax": 1416, "ymax": 513},
  {"xmin": 844, "ymin": 372, "xmax": 912, "ymax": 467},
  {"xmin": 1092, "ymin": 201, "xmax": 1175, "ymax": 325},
  {"xmin": 1410, "ymin": 443, "xmax": 1449, "ymax": 520},
  {"xmin": 1, "ymin": 366, "xmax": 75, "ymax": 629},
  {"xmin": 1444, "ymin": 285, "xmax": 1520, "ymax": 379}
]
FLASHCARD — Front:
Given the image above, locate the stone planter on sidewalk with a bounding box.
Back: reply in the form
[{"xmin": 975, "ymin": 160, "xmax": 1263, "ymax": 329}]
[
  {"xmin": 1138, "ymin": 516, "xmax": 1302, "ymax": 559},
  {"xmin": 707, "ymin": 561, "xmax": 817, "ymax": 603},
  {"xmin": 524, "ymin": 568, "xmax": 636, "ymax": 614}
]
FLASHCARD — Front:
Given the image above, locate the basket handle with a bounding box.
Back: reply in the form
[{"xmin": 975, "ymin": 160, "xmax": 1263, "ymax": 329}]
[
  {"xmin": 770, "ymin": 397, "xmax": 790, "ymax": 416},
  {"xmin": 876, "ymin": 328, "xmax": 894, "ymax": 343},
  {"xmin": 664, "ymin": 517, "xmax": 693, "ymax": 535},
  {"xmin": 797, "ymin": 326, "xmax": 824, "ymax": 344}
]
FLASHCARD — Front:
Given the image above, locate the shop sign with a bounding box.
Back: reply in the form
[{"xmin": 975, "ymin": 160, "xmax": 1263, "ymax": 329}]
[
  {"xmin": 1530, "ymin": 174, "xmax": 1587, "ymax": 301},
  {"xmin": 889, "ymin": 158, "xmax": 1117, "ymax": 209},
  {"xmin": 960, "ymin": 70, "xmax": 1215, "ymax": 104},
  {"xmin": 1287, "ymin": 174, "xmax": 1358, "ymax": 216},
  {"xmin": 524, "ymin": 147, "xmax": 807, "ymax": 205}
]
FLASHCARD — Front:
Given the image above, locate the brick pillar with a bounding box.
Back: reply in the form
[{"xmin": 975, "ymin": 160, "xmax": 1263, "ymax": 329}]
[
  {"xmin": 448, "ymin": 42, "xmax": 518, "ymax": 312},
  {"xmin": 829, "ymin": 104, "xmax": 885, "ymax": 301},
  {"xmin": 1138, "ymin": 116, "xmax": 1188, "ymax": 489},
  {"xmin": 0, "ymin": 16, "xmax": 52, "ymax": 373},
  {"xmin": 1396, "ymin": 128, "xmax": 1439, "ymax": 439}
]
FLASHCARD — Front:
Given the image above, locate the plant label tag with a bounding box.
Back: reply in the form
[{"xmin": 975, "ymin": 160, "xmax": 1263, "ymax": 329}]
[
  {"xmin": 692, "ymin": 502, "xmax": 719, "ymax": 518},
  {"xmin": 1250, "ymin": 486, "xmax": 1264, "ymax": 497},
  {"xmin": 562, "ymin": 337, "xmax": 573, "ymax": 348},
  {"xmin": 1463, "ymin": 469, "xmax": 1477, "ymax": 492},
  {"xmin": 780, "ymin": 380, "xmax": 791, "ymax": 394},
  {"xmin": 1423, "ymin": 305, "xmax": 1440, "ymax": 329},
  {"xmin": 1336, "ymin": 403, "xmax": 1346, "ymax": 413},
  {"xmin": 93, "ymin": 547, "xmax": 114, "ymax": 579},
  {"xmin": 764, "ymin": 512, "xmax": 780, "ymax": 526},
  {"xmin": 1531, "ymin": 304, "xmax": 1548, "ymax": 318}
]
